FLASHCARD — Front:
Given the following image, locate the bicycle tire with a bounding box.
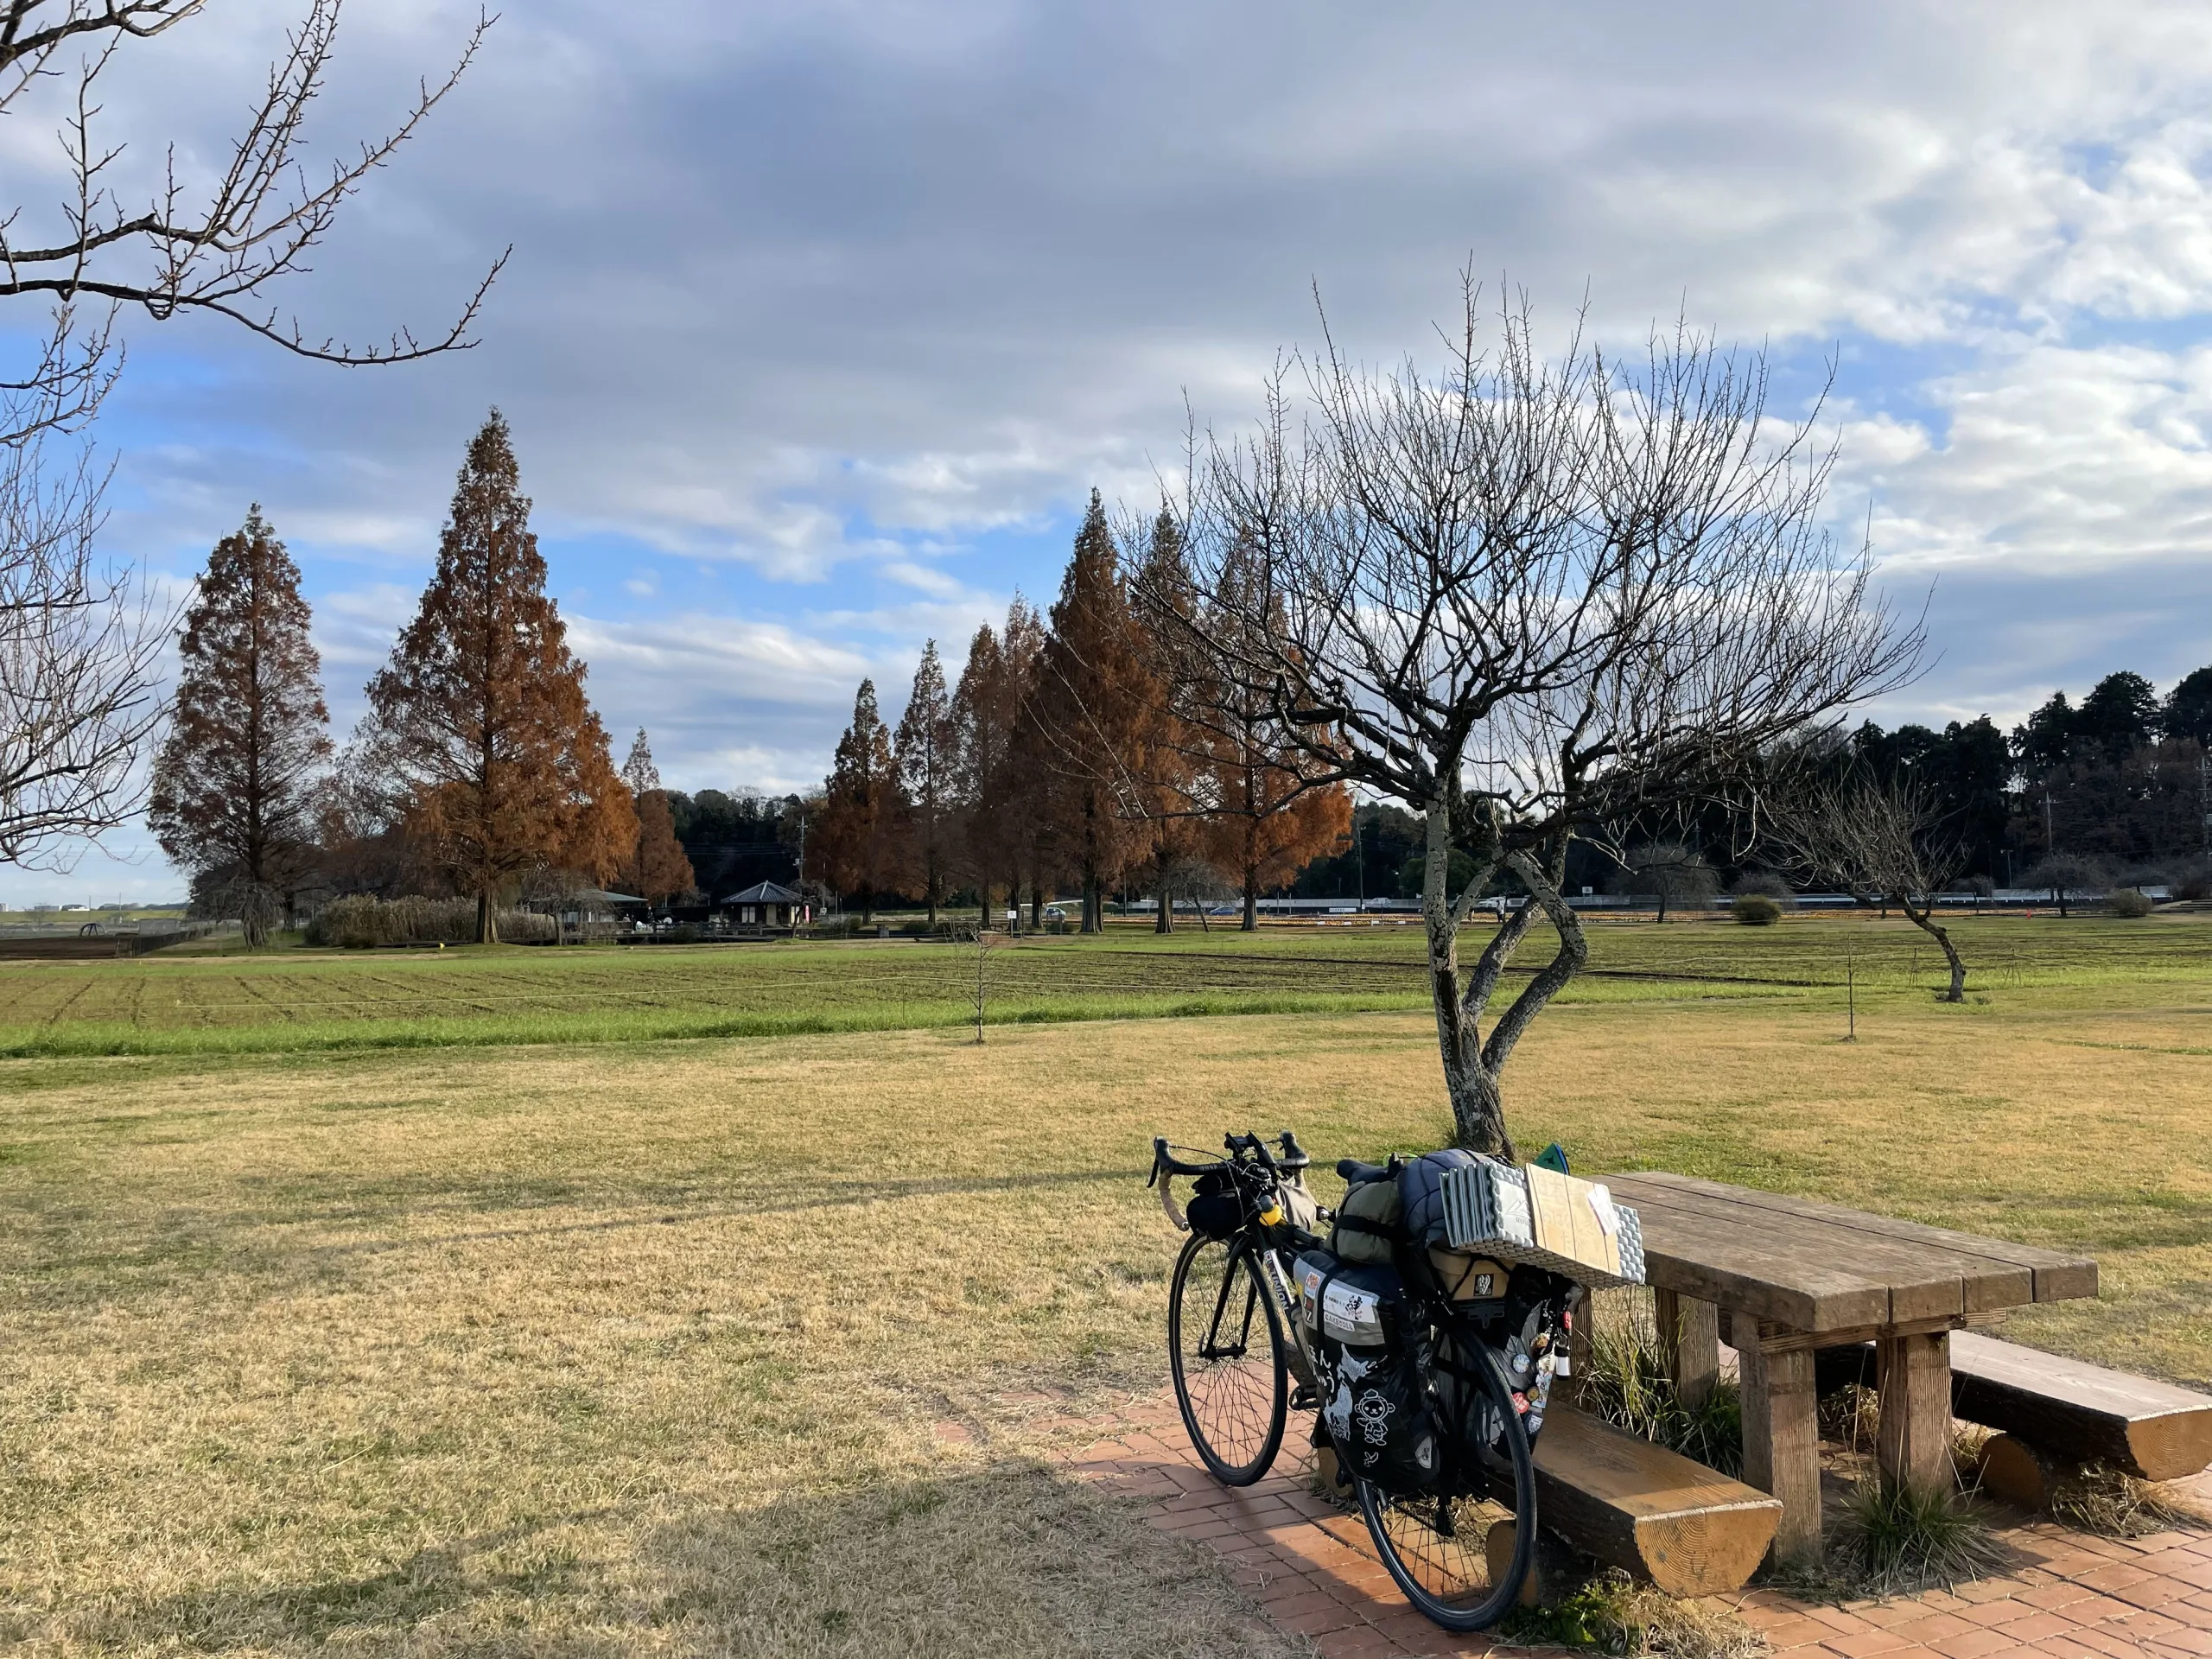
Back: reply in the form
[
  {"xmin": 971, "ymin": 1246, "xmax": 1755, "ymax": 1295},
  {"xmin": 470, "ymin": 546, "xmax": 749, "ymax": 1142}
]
[
  {"xmin": 1167, "ymin": 1230, "xmax": 1287, "ymax": 1484},
  {"xmin": 1357, "ymin": 1337, "xmax": 1536, "ymax": 1631}
]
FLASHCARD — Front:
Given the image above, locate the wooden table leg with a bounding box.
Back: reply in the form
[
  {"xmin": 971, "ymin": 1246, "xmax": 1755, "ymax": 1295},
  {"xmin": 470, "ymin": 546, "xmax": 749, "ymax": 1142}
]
[
  {"xmin": 1740, "ymin": 1335, "xmax": 1822, "ymax": 1565},
  {"xmin": 1654, "ymin": 1287, "xmax": 1721, "ymax": 1407},
  {"xmin": 1877, "ymin": 1330, "xmax": 1954, "ymax": 1494}
]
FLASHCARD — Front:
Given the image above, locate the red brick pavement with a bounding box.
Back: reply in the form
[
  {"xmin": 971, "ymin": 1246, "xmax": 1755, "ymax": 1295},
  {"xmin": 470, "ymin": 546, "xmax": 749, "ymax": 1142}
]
[{"xmin": 1053, "ymin": 1390, "xmax": 2212, "ymax": 1659}]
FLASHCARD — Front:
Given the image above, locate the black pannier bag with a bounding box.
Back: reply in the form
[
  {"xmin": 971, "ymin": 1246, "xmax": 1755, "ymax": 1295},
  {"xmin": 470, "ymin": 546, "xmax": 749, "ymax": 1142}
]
[
  {"xmin": 1295, "ymin": 1250, "xmax": 1443, "ymax": 1493},
  {"xmin": 1185, "ymin": 1166, "xmax": 1251, "ymax": 1239}
]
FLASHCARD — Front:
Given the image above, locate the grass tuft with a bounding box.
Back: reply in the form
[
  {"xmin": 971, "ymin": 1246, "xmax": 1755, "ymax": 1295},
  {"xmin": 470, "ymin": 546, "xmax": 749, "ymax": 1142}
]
[
  {"xmin": 1503, "ymin": 1568, "xmax": 1765, "ymax": 1659},
  {"xmin": 1575, "ymin": 1294, "xmax": 1744, "ymax": 1478},
  {"xmin": 1829, "ymin": 1476, "xmax": 2008, "ymax": 1595},
  {"xmin": 2049, "ymin": 1463, "xmax": 2212, "ymax": 1538}
]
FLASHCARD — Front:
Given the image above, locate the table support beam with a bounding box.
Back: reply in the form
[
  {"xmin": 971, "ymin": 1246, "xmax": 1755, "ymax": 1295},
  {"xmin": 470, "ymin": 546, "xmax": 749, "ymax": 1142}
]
[
  {"xmin": 1654, "ymin": 1287, "xmax": 1721, "ymax": 1407},
  {"xmin": 1876, "ymin": 1330, "xmax": 1955, "ymax": 1495},
  {"xmin": 1739, "ymin": 1337, "xmax": 1822, "ymax": 1566}
]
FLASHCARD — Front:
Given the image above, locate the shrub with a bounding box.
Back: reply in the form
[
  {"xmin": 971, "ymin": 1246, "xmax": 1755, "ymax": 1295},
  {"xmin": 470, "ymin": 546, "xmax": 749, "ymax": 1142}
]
[
  {"xmin": 1732, "ymin": 894, "xmax": 1783, "ymax": 926},
  {"xmin": 2106, "ymin": 887, "xmax": 2154, "ymax": 918},
  {"xmin": 1730, "ymin": 871, "xmax": 1796, "ymax": 908},
  {"xmin": 305, "ymin": 895, "xmax": 556, "ymax": 947}
]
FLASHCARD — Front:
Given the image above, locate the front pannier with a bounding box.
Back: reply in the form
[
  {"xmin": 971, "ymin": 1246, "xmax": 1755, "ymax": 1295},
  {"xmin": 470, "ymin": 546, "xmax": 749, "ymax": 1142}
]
[{"xmin": 1295, "ymin": 1250, "xmax": 1443, "ymax": 1493}]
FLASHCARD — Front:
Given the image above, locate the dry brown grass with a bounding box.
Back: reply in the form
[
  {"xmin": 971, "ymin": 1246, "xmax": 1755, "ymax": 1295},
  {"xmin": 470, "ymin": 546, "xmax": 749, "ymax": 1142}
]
[{"xmin": 2, "ymin": 975, "xmax": 2209, "ymax": 1650}]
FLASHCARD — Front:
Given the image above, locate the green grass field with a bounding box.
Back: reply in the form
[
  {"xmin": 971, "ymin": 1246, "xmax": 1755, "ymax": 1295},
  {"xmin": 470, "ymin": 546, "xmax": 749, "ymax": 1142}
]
[
  {"xmin": 1, "ymin": 915, "xmax": 2208, "ymax": 1653},
  {"xmin": 0, "ymin": 911, "xmax": 2199, "ymax": 1057}
]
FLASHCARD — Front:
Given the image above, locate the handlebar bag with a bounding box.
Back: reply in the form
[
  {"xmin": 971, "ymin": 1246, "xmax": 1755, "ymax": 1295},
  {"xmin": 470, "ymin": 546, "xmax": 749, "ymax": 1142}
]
[
  {"xmin": 1300, "ymin": 1255, "xmax": 1442, "ymax": 1494},
  {"xmin": 1185, "ymin": 1167, "xmax": 1252, "ymax": 1239}
]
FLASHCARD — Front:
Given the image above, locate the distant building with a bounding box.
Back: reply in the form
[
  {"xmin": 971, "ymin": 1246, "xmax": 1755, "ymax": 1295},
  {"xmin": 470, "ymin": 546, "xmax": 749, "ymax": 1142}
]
[{"xmin": 725, "ymin": 880, "xmax": 804, "ymax": 931}]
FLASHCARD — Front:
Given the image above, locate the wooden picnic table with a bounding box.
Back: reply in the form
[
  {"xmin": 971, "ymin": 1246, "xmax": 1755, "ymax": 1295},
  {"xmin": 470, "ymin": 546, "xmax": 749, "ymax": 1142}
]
[{"xmin": 1605, "ymin": 1173, "xmax": 2099, "ymax": 1564}]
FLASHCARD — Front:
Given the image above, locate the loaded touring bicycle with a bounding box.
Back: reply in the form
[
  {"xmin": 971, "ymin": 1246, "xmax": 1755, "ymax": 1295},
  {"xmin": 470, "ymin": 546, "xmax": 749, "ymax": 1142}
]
[{"xmin": 1147, "ymin": 1129, "xmax": 1645, "ymax": 1630}]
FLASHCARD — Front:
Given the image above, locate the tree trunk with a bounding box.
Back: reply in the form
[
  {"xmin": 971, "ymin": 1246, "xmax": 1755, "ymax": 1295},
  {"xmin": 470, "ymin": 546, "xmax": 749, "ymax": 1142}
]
[
  {"xmin": 1154, "ymin": 860, "xmax": 1173, "ymax": 934},
  {"xmin": 1030, "ymin": 880, "xmax": 1042, "ymax": 929},
  {"xmin": 1903, "ymin": 899, "xmax": 1967, "ymax": 1002},
  {"xmin": 1421, "ymin": 807, "xmax": 1515, "ymax": 1156},
  {"xmin": 476, "ymin": 889, "xmax": 497, "ymax": 945},
  {"xmin": 1243, "ymin": 867, "xmax": 1258, "ymax": 931},
  {"xmin": 1082, "ymin": 874, "xmax": 1101, "ymax": 933}
]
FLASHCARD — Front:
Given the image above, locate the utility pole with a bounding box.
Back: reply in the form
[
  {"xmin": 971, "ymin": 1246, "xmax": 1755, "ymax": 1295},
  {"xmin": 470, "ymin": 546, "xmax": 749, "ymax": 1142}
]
[{"xmin": 1355, "ymin": 801, "xmax": 1366, "ymax": 914}]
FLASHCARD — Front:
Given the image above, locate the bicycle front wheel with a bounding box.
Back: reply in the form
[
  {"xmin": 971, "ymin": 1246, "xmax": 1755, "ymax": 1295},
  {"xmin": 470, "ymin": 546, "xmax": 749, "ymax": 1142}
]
[
  {"xmin": 1358, "ymin": 1338, "xmax": 1536, "ymax": 1631},
  {"xmin": 1167, "ymin": 1231, "xmax": 1287, "ymax": 1484}
]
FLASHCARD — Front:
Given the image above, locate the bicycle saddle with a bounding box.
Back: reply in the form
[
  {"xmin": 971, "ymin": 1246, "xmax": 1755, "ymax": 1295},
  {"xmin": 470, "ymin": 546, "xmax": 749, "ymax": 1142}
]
[{"xmin": 1336, "ymin": 1157, "xmax": 1392, "ymax": 1185}]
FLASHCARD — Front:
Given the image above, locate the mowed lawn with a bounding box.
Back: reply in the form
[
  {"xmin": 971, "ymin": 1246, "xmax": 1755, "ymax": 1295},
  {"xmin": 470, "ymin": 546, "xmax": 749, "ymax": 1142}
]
[
  {"xmin": 0, "ymin": 912, "xmax": 2196, "ymax": 1056},
  {"xmin": 1, "ymin": 921, "xmax": 2209, "ymax": 1653}
]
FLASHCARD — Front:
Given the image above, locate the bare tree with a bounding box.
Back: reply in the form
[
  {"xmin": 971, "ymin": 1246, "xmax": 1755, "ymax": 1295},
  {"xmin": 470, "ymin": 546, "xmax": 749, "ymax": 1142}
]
[
  {"xmin": 1770, "ymin": 766, "xmax": 1972, "ymax": 1001},
  {"xmin": 1141, "ymin": 276, "xmax": 1919, "ymax": 1155},
  {"xmin": 1613, "ymin": 839, "xmax": 1719, "ymax": 924},
  {"xmin": 0, "ymin": 0, "xmax": 500, "ymax": 867}
]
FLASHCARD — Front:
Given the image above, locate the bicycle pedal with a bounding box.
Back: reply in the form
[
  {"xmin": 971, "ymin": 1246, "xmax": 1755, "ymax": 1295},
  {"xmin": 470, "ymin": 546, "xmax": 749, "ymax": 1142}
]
[{"xmin": 1291, "ymin": 1384, "xmax": 1319, "ymax": 1411}]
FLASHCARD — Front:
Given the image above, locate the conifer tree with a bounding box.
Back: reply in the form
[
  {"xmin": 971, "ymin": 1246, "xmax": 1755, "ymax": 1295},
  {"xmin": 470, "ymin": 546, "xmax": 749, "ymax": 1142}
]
[
  {"xmin": 1128, "ymin": 505, "xmax": 1203, "ymax": 932},
  {"xmin": 148, "ymin": 506, "xmax": 331, "ymax": 945},
  {"xmin": 619, "ymin": 728, "xmax": 696, "ymax": 905},
  {"xmin": 1193, "ymin": 530, "xmax": 1351, "ymax": 928},
  {"xmin": 365, "ymin": 411, "xmax": 636, "ymax": 943},
  {"xmin": 1000, "ymin": 596, "xmax": 1055, "ymax": 925},
  {"xmin": 950, "ymin": 621, "xmax": 1008, "ymax": 925},
  {"xmin": 895, "ymin": 641, "xmax": 956, "ymax": 925},
  {"xmin": 1033, "ymin": 491, "xmax": 1151, "ymax": 931},
  {"xmin": 810, "ymin": 678, "xmax": 907, "ymax": 923}
]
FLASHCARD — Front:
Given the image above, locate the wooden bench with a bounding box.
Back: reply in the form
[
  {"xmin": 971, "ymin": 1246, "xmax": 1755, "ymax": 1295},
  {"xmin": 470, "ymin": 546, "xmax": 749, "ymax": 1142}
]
[
  {"xmin": 1815, "ymin": 1331, "xmax": 2212, "ymax": 1499},
  {"xmin": 1484, "ymin": 1404, "xmax": 1780, "ymax": 1599}
]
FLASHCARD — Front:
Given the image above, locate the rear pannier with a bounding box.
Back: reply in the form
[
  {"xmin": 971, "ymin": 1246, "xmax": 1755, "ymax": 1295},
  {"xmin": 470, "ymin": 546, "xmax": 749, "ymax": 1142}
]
[{"xmin": 1295, "ymin": 1249, "xmax": 1443, "ymax": 1493}]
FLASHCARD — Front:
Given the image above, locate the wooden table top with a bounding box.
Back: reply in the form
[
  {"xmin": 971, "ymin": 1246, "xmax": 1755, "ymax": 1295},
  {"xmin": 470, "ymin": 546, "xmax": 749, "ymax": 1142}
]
[{"xmin": 1607, "ymin": 1173, "xmax": 2099, "ymax": 1333}]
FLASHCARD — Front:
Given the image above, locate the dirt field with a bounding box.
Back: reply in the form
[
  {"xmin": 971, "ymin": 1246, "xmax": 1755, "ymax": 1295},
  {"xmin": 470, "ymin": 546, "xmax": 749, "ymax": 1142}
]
[{"xmin": 3, "ymin": 953, "xmax": 2209, "ymax": 1653}]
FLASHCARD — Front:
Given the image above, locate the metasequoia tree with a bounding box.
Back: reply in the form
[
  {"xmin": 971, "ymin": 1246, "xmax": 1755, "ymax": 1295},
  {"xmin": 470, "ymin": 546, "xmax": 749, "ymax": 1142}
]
[
  {"xmin": 810, "ymin": 679, "xmax": 907, "ymax": 924},
  {"xmin": 365, "ymin": 412, "xmax": 635, "ymax": 944},
  {"xmin": 0, "ymin": 1, "xmax": 498, "ymax": 868},
  {"xmin": 950, "ymin": 621, "xmax": 1013, "ymax": 924},
  {"xmin": 999, "ymin": 598, "xmax": 1058, "ymax": 925},
  {"xmin": 896, "ymin": 640, "xmax": 957, "ymax": 925},
  {"xmin": 1145, "ymin": 282, "xmax": 1917, "ymax": 1154},
  {"xmin": 619, "ymin": 728, "xmax": 696, "ymax": 905},
  {"xmin": 1770, "ymin": 763, "xmax": 1970, "ymax": 1000},
  {"xmin": 147, "ymin": 506, "xmax": 330, "ymax": 944},
  {"xmin": 1189, "ymin": 528, "xmax": 1351, "ymax": 929},
  {"xmin": 1031, "ymin": 492, "xmax": 1152, "ymax": 932},
  {"xmin": 1122, "ymin": 506, "xmax": 1208, "ymax": 933}
]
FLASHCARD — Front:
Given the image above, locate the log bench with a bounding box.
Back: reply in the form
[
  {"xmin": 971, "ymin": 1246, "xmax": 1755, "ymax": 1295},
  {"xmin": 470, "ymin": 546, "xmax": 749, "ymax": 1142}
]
[
  {"xmin": 1815, "ymin": 1330, "xmax": 2212, "ymax": 1500},
  {"xmin": 1485, "ymin": 1403, "xmax": 1780, "ymax": 1599}
]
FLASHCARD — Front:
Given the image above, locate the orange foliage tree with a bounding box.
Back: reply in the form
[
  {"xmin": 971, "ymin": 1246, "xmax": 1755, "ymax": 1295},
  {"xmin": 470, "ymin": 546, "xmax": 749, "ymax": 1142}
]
[
  {"xmin": 620, "ymin": 728, "xmax": 696, "ymax": 905},
  {"xmin": 809, "ymin": 677, "xmax": 908, "ymax": 923},
  {"xmin": 147, "ymin": 506, "xmax": 331, "ymax": 944},
  {"xmin": 1030, "ymin": 492, "xmax": 1152, "ymax": 932},
  {"xmin": 365, "ymin": 411, "xmax": 635, "ymax": 943}
]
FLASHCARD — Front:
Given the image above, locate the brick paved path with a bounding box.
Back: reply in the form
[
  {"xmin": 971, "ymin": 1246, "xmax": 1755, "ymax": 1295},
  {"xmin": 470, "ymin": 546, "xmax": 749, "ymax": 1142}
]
[{"xmin": 1065, "ymin": 1390, "xmax": 2212, "ymax": 1659}]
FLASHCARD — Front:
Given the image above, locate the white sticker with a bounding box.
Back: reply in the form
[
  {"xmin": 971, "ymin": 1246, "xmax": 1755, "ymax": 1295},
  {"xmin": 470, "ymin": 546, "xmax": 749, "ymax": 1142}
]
[{"xmin": 1589, "ymin": 1184, "xmax": 1619, "ymax": 1236}]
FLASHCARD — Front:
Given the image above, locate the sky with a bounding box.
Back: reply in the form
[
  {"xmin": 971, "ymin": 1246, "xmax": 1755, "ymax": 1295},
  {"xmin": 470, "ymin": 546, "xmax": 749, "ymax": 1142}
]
[{"xmin": 10, "ymin": 0, "xmax": 2212, "ymax": 903}]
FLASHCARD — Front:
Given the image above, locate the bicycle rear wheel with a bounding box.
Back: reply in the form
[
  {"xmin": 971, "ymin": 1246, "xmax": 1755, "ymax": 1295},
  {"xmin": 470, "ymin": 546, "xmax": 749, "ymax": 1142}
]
[
  {"xmin": 1167, "ymin": 1231, "xmax": 1287, "ymax": 1484},
  {"xmin": 1358, "ymin": 1337, "xmax": 1535, "ymax": 1631}
]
